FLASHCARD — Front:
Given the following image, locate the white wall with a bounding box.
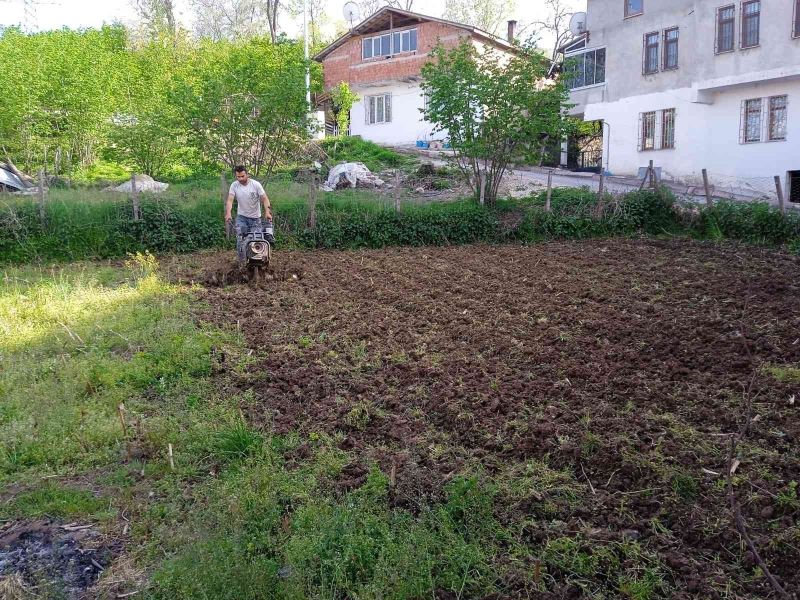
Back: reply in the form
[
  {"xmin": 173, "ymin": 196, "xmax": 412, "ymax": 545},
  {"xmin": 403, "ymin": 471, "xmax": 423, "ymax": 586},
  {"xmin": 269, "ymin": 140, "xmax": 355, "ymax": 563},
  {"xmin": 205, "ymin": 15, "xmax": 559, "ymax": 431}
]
[
  {"xmin": 586, "ymin": 78, "xmax": 800, "ymax": 198},
  {"xmin": 349, "ymin": 82, "xmax": 444, "ymax": 146}
]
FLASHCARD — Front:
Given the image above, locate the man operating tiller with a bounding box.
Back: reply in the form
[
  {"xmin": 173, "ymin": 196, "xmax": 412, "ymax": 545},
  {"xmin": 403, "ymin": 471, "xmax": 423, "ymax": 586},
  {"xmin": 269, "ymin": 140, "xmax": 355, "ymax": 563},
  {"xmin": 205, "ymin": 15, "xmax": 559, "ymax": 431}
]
[{"xmin": 225, "ymin": 165, "xmax": 275, "ymax": 281}]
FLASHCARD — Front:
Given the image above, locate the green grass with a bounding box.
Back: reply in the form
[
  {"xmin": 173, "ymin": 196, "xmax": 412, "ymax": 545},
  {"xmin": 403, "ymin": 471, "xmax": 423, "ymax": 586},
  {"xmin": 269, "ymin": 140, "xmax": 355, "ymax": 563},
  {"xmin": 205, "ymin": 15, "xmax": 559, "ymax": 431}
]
[
  {"xmin": 320, "ymin": 137, "xmax": 417, "ymax": 172},
  {"xmin": 765, "ymin": 363, "xmax": 800, "ymax": 383},
  {"xmin": 0, "ymin": 486, "xmax": 112, "ymax": 520}
]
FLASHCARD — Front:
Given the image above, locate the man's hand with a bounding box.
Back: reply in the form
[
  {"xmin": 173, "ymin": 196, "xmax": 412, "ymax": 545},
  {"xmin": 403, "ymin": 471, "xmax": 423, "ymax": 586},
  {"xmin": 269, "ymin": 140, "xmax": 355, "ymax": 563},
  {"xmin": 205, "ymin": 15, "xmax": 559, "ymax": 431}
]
[{"xmin": 264, "ymin": 206, "xmax": 273, "ymax": 221}]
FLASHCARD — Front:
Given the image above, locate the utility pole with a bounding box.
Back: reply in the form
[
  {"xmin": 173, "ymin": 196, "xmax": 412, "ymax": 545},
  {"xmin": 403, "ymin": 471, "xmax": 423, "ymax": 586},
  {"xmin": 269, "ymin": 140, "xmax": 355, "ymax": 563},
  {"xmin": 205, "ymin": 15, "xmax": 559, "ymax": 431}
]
[{"xmin": 304, "ymin": 0, "xmax": 312, "ymax": 113}]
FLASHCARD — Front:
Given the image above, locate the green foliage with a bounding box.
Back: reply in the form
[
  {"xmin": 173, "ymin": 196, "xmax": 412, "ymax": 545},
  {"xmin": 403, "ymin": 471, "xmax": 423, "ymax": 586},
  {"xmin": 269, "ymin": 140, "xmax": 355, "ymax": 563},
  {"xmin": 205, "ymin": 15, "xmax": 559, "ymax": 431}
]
[
  {"xmin": 320, "ymin": 137, "xmax": 414, "ymax": 172},
  {"xmin": 330, "ymin": 82, "xmax": 360, "ymax": 137},
  {"xmin": 2, "ymin": 184, "xmax": 799, "ymax": 263},
  {"xmin": 0, "ymin": 485, "xmax": 110, "ymax": 520},
  {"xmin": 697, "ymin": 201, "xmax": 800, "ymax": 246},
  {"xmin": 421, "ymin": 39, "xmax": 570, "ymax": 203},
  {"xmin": 0, "ymin": 27, "xmax": 321, "ymax": 180},
  {"xmin": 173, "ymin": 38, "xmax": 317, "ymax": 177}
]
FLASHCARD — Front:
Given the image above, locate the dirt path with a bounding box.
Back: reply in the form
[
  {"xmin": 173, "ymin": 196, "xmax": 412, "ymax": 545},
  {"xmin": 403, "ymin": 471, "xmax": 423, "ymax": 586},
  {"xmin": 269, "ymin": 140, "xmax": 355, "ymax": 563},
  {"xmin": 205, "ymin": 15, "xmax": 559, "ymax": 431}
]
[{"xmin": 176, "ymin": 240, "xmax": 800, "ymax": 598}]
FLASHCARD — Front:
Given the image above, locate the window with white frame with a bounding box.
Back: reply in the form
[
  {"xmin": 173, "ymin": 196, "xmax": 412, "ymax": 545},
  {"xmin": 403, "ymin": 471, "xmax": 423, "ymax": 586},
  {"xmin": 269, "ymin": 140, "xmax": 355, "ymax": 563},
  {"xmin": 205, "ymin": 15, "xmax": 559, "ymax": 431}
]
[
  {"xmin": 662, "ymin": 109, "xmax": 676, "ymax": 149},
  {"xmin": 362, "ymin": 28, "xmax": 417, "ymax": 60},
  {"xmin": 769, "ymin": 96, "xmax": 788, "ymax": 141},
  {"xmin": 366, "ymin": 94, "xmax": 392, "ymax": 125},
  {"xmin": 563, "ymin": 47, "xmax": 606, "ymax": 90},
  {"xmin": 739, "ymin": 96, "xmax": 788, "ymax": 144},
  {"xmin": 625, "ymin": 0, "xmax": 643, "ymax": 18},
  {"xmin": 742, "ymin": 98, "xmax": 762, "ymax": 143},
  {"xmin": 638, "ymin": 108, "xmax": 676, "ymax": 151}
]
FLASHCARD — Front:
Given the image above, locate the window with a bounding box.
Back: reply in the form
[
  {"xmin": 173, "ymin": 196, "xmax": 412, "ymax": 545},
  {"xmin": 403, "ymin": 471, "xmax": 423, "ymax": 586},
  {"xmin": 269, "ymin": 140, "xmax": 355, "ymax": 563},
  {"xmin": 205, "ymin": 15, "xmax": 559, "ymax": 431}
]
[
  {"xmin": 643, "ymin": 32, "xmax": 659, "ymax": 74},
  {"xmin": 564, "ymin": 48, "xmax": 606, "ymax": 90},
  {"xmin": 716, "ymin": 5, "xmax": 736, "ymax": 53},
  {"xmin": 769, "ymin": 95, "xmax": 788, "ymax": 141},
  {"xmin": 641, "ymin": 111, "xmax": 656, "ymax": 150},
  {"xmin": 625, "ymin": 0, "xmax": 643, "ymax": 18},
  {"xmin": 741, "ymin": 0, "xmax": 760, "ymax": 48},
  {"xmin": 366, "ymin": 94, "xmax": 392, "ymax": 125},
  {"xmin": 638, "ymin": 109, "xmax": 676, "ymax": 151},
  {"xmin": 662, "ymin": 109, "xmax": 676, "ymax": 148},
  {"xmin": 362, "ymin": 28, "xmax": 417, "ymax": 60},
  {"xmin": 795, "ymin": 0, "xmax": 800, "ymax": 37},
  {"xmin": 743, "ymin": 98, "xmax": 763, "ymax": 142},
  {"xmin": 663, "ymin": 28, "xmax": 679, "ymax": 69}
]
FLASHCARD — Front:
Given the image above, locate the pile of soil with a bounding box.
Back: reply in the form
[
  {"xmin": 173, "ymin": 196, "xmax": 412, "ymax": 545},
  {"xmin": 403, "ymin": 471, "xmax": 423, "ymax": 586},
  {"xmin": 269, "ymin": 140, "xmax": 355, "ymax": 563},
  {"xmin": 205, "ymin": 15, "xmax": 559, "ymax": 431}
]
[{"xmin": 191, "ymin": 239, "xmax": 799, "ymax": 597}]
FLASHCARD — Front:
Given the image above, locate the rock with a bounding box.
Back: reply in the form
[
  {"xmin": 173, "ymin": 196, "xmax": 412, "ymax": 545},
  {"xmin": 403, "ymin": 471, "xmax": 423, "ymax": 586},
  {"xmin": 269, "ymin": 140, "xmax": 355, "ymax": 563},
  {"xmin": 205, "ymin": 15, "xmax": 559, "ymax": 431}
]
[
  {"xmin": 321, "ymin": 162, "xmax": 385, "ymax": 192},
  {"xmin": 621, "ymin": 529, "xmax": 641, "ymax": 541},
  {"xmin": 107, "ymin": 174, "xmax": 169, "ymax": 194}
]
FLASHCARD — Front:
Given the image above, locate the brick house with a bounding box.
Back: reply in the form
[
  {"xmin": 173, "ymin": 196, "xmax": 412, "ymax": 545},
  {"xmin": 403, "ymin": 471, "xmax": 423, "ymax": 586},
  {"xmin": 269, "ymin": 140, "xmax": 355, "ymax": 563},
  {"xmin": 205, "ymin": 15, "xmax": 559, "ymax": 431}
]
[{"xmin": 314, "ymin": 7, "xmax": 517, "ymax": 146}]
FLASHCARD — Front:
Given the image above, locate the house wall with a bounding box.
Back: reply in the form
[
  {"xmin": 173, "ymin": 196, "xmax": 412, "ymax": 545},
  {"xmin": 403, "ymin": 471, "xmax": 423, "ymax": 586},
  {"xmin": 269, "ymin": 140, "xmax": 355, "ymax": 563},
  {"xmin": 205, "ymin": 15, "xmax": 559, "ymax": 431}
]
[
  {"xmin": 321, "ymin": 21, "xmax": 470, "ymax": 90},
  {"xmin": 585, "ymin": 78, "xmax": 800, "ymax": 195},
  {"xmin": 349, "ymin": 81, "xmax": 444, "ymax": 145},
  {"xmin": 569, "ymin": 0, "xmax": 800, "ymax": 197}
]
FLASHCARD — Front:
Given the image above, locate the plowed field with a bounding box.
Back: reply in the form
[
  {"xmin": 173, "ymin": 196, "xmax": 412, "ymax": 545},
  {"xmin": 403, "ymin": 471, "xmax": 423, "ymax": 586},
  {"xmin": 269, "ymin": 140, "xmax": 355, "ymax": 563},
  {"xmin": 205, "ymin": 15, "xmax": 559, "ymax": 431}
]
[{"xmin": 182, "ymin": 239, "xmax": 800, "ymax": 598}]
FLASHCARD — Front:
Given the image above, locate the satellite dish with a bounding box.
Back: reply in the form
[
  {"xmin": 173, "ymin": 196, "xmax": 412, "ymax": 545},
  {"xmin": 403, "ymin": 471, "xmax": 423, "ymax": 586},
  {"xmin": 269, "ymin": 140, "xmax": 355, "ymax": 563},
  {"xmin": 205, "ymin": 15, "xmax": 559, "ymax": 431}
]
[
  {"xmin": 569, "ymin": 12, "xmax": 587, "ymax": 36},
  {"xmin": 343, "ymin": 2, "xmax": 361, "ymax": 29}
]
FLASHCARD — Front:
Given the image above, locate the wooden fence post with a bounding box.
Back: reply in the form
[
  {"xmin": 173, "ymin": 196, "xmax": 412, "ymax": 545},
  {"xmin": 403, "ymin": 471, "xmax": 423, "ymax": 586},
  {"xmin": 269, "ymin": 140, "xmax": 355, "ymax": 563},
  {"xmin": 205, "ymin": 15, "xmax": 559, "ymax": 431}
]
[
  {"xmin": 479, "ymin": 175, "xmax": 486, "ymax": 206},
  {"xmin": 38, "ymin": 169, "xmax": 46, "ymax": 226},
  {"xmin": 308, "ymin": 170, "xmax": 318, "ymax": 230},
  {"xmin": 130, "ymin": 174, "xmax": 140, "ymax": 221},
  {"xmin": 702, "ymin": 169, "xmax": 713, "ymax": 209},
  {"xmin": 648, "ymin": 160, "xmax": 655, "ymax": 190},
  {"xmin": 394, "ymin": 170, "xmax": 401, "ymax": 213},
  {"xmin": 595, "ymin": 169, "xmax": 605, "ymax": 218},
  {"xmin": 545, "ymin": 169, "xmax": 553, "ymax": 213},
  {"xmin": 774, "ymin": 175, "xmax": 786, "ymax": 215}
]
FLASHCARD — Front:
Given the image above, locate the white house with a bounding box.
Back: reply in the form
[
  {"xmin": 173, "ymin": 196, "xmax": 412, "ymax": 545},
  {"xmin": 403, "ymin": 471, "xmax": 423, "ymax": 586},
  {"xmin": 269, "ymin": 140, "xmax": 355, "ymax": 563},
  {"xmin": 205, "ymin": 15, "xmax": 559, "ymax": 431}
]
[
  {"xmin": 559, "ymin": 0, "xmax": 800, "ymax": 203},
  {"xmin": 314, "ymin": 7, "xmax": 517, "ymax": 147}
]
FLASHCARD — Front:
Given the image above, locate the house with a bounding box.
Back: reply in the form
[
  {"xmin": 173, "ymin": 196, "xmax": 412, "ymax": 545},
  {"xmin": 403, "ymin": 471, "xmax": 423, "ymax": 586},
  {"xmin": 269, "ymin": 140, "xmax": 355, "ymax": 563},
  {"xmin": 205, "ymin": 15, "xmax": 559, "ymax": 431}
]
[
  {"xmin": 314, "ymin": 7, "xmax": 517, "ymax": 146},
  {"xmin": 558, "ymin": 0, "xmax": 800, "ymax": 203}
]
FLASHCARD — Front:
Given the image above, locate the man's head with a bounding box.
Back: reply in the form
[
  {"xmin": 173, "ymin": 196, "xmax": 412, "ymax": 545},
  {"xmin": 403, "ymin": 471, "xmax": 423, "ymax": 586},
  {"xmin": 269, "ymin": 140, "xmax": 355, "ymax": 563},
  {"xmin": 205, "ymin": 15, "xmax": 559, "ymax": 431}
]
[{"xmin": 235, "ymin": 165, "xmax": 249, "ymax": 185}]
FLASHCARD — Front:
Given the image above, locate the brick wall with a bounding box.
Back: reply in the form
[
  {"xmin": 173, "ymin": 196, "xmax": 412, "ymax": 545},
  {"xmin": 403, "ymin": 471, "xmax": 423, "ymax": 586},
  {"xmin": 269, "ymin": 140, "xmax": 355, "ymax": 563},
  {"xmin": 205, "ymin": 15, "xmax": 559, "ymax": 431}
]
[{"xmin": 321, "ymin": 21, "xmax": 472, "ymax": 90}]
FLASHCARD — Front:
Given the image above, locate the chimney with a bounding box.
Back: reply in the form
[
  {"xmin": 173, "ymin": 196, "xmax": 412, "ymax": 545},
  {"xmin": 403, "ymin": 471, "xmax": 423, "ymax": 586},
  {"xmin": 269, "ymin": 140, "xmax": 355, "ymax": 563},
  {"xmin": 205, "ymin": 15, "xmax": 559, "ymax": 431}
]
[{"xmin": 507, "ymin": 20, "xmax": 517, "ymax": 43}]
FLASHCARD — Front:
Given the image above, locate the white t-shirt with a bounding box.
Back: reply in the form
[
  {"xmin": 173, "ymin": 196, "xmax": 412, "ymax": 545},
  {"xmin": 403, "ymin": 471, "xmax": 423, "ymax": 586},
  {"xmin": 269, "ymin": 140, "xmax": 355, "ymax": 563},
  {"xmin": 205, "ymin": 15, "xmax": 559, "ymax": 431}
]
[{"xmin": 230, "ymin": 179, "xmax": 266, "ymax": 218}]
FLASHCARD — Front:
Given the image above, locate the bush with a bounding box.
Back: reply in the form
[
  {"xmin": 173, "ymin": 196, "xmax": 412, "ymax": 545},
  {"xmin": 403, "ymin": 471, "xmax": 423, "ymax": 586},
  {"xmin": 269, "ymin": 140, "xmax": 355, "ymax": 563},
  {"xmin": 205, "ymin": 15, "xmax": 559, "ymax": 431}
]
[
  {"xmin": 320, "ymin": 137, "xmax": 414, "ymax": 172},
  {"xmin": 1, "ymin": 185, "xmax": 798, "ymax": 264}
]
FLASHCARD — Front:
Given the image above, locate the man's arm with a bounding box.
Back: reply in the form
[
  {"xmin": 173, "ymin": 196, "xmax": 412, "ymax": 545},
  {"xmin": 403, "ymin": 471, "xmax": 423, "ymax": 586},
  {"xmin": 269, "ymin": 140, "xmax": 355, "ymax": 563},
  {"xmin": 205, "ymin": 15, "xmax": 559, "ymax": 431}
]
[
  {"xmin": 261, "ymin": 192, "xmax": 272, "ymax": 221},
  {"xmin": 225, "ymin": 192, "xmax": 234, "ymax": 222}
]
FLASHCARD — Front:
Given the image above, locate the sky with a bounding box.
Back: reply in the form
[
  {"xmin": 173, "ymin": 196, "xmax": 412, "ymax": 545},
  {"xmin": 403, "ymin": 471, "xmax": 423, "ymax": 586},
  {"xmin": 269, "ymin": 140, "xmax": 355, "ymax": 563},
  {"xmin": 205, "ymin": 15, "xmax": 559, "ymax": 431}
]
[{"xmin": 0, "ymin": 0, "xmax": 586, "ymax": 48}]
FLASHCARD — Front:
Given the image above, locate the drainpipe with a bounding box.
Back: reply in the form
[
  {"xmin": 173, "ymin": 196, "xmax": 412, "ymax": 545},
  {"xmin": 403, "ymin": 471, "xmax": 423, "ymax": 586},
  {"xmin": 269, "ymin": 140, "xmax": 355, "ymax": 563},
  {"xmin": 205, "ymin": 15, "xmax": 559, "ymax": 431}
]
[{"xmin": 602, "ymin": 120, "xmax": 611, "ymax": 175}]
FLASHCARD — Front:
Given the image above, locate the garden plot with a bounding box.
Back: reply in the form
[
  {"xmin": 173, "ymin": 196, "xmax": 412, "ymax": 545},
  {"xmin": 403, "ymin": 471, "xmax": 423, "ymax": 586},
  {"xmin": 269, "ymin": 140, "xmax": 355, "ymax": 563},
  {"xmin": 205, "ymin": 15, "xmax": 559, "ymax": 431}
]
[{"xmin": 184, "ymin": 239, "xmax": 800, "ymax": 598}]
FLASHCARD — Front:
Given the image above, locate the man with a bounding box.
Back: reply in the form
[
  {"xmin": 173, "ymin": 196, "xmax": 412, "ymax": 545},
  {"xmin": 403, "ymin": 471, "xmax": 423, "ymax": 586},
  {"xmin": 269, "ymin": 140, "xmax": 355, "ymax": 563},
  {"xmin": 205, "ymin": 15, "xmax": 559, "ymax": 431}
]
[{"xmin": 225, "ymin": 165, "xmax": 273, "ymax": 261}]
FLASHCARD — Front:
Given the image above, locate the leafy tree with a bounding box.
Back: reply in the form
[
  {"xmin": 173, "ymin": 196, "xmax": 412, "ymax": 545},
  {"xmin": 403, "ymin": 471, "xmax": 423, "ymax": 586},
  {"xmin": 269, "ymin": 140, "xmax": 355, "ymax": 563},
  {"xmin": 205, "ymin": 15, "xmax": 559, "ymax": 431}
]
[
  {"xmin": 190, "ymin": 0, "xmax": 282, "ymax": 42},
  {"xmin": 421, "ymin": 39, "xmax": 570, "ymax": 204},
  {"xmin": 442, "ymin": 0, "xmax": 515, "ymax": 35},
  {"xmin": 131, "ymin": 0, "xmax": 178, "ymax": 40},
  {"xmin": 330, "ymin": 82, "xmax": 359, "ymax": 138},
  {"xmin": 174, "ymin": 38, "xmax": 316, "ymax": 177},
  {"xmin": 0, "ymin": 26, "xmax": 129, "ymax": 175}
]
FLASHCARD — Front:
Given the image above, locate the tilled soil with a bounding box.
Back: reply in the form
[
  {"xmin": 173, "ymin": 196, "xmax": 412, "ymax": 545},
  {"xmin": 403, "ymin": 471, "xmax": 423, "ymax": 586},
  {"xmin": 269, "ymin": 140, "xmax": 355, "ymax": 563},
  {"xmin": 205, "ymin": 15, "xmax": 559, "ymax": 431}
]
[{"xmin": 185, "ymin": 240, "xmax": 800, "ymax": 598}]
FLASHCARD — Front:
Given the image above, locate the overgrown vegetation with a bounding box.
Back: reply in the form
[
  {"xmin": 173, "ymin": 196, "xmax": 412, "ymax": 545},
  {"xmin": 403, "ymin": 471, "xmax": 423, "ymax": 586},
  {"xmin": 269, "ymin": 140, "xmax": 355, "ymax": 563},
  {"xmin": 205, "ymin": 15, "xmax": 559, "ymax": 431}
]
[
  {"xmin": 319, "ymin": 137, "xmax": 415, "ymax": 173},
  {"xmin": 2, "ymin": 184, "xmax": 798, "ymax": 264},
  {"xmin": 0, "ymin": 27, "xmax": 319, "ymax": 180},
  {"xmin": 422, "ymin": 39, "xmax": 570, "ymax": 204}
]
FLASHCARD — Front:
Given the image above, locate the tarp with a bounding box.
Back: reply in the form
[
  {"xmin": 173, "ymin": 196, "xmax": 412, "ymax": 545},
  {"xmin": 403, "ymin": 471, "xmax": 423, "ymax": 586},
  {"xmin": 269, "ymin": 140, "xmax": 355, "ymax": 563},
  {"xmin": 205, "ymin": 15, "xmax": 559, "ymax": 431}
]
[
  {"xmin": 321, "ymin": 162, "xmax": 385, "ymax": 192},
  {"xmin": 0, "ymin": 166, "xmax": 26, "ymax": 192}
]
